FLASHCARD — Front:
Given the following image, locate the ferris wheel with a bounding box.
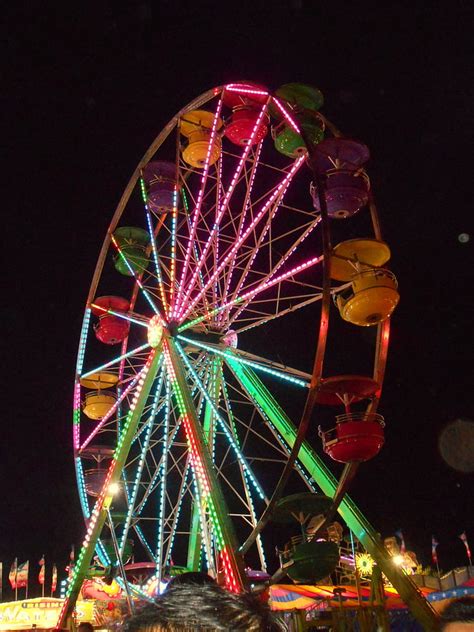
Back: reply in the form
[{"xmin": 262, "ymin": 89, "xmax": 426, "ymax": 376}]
[{"xmin": 58, "ymin": 82, "xmax": 438, "ymax": 631}]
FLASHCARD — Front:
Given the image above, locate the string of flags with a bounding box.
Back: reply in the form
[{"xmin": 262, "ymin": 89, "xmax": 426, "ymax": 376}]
[
  {"xmin": 392, "ymin": 530, "xmax": 472, "ymax": 568},
  {"xmin": 0, "ymin": 535, "xmax": 470, "ymax": 600},
  {"xmin": 7, "ymin": 556, "xmax": 60, "ymax": 597},
  {"xmin": 432, "ymin": 536, "xmax": 439, "ymax": 565}
]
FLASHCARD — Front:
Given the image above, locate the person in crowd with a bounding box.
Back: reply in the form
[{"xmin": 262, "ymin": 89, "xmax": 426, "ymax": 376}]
[
  {"xmin": 119, "ymin": 577, "xmax": 285, "ymax": 631},
  {"xmin": 440, "ymin": 596, "xmax": 474, "ymax": 631}
]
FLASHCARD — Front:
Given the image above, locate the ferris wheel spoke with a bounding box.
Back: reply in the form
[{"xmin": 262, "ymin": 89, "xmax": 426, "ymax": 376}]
[
  {"xmin": 132, "ymin": 523, "xmax": 158, "ymax": 563},
  {"xmin": 219, "ymin": 143, "xmax": 263, "ymax": 312},
  {"xmin": 179, "ymin": 156, "xmax": 305, "ymax": 323},
  {"xmin": 163, "ymin": 458, "xmax": 198, "ymax": 569},
  {"xmin": 144, "ymin": 208, "xmax": 169, "ymax": 316},
  {"xmin": 175, "ymin": 99, "xmax": 224, "ymax": 318},
  {"xmin": 234, "ymin": 294, "xmax": 325, "ymax": 334},
  {"xmin": 118, "ymin": 367, "xmax": 166, "ymax": 556},
  {"xmin": 225, "ymin": 360, "xmax": 317, "ymax": 493},
  {"xmin": 176, "ymin": 251, "xmax": 324, "ymax": 333},
  {"xmin": 227, "ymin": 253, "xmax": 326, "ymax": 327},
  {"xmin": 119, "ymin": 366, "xmax": 164, "ymax": 555},
  {"xmin": 174, "ymin": 341, "xmax": 267, "ymax": 501},
  {"xmin": 232, "ymin": 278, "xmax": 352, "ymax": 332},
  {"xmin": 89, "ymin": 302, "xmax": 150, "ymax": 328},
  {"xmin": 80, "ymin": 363, "xmax": 155, "ymax": 452},
  {"xmin": 215, "ymin": 172, "xmax": 301, "ymax": 301},
  {"xmin": 155, "ymin": 373, "xmax": 172, "ymax": 574},
  {"xmin": 228, "ymin": 215, "xmax": 322, "ymax": 313},
  {"xmin": 175, "ymin": 101, "xmax": 270, "ymax": 319},
  {"xmin": 80, "ymin": 343, "xmax": 151, "ymax": 380},
  {"xmin": 133, "ymin": 355, "xmax": 210, "ymax": 520},
  {"xmin": 178, "ymin": 187, "xmax": 216, "ymax": 316},
  {"xmin": 163, "ymin": 338, "xmax": 248, "ymax": 591},
  {"xmin": 110, "ymin": 234, "xmax": 162, "ymax": 317},
  {"xmin": 219, "ymin": 366, "xmax": 268, "ymax": 570},
  {"xmin": 177, "ymin": 335, "xmax": 309, "ymax": 388}
]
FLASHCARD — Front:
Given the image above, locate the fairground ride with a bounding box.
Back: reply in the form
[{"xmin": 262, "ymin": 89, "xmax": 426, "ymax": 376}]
[{"xmin": 57, "ymin": 82, "xmax": 438, "ymax": 630}]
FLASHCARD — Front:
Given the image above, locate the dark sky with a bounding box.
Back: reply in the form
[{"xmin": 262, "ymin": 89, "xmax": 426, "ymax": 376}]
[{"xmin": 2, "ymin": 1, "xmax": 473, "ymax": 597}]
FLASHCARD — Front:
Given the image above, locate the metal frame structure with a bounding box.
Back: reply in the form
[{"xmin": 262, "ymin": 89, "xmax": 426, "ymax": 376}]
[{"xmin": 58, "ymin": 83, "xmax": 438, "ymax": 630}]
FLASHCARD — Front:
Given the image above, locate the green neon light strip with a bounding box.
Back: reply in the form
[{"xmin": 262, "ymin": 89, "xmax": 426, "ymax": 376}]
[
  {"xmin": 177, "ymin": 335, "xmax": 308, "ymax": 388},
  {"xmin": 227, "ymin": 358, "xmax": 365, "ymax": 525},
  {"xmin": 228, "ymin": 359, "xmax": 438, "ymax": 629}
]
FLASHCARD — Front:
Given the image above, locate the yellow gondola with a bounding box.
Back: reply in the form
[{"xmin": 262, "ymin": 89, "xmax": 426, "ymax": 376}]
[
  {"xmin": 180, "ymin": 110, "xmax": 223, "ymax": 168},
  {"xmin": 80, "ymin": 372, "xmax": 119, "ymax": 420},
  {"xmin": 336, "ymin": 268, "xmax": 399, "ymax": 326}
]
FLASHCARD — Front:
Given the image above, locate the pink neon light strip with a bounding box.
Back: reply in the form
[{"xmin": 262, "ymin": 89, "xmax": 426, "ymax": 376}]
[
  {"xmin": 175, "ymin": 100, "xmax": 270, "ymax": 319},
  {"xmin": 185, "ymin": 253, "xmax": 324, "ymax": 330},
  {"xmin": 230, "ymin": 217, "xmax": 322, "ymax": 322},
  {"xmin": 180, "ymin": 156, "xmax": 305, "ymax": 321},
  {"xmin": 220, "ymin": 142, "xmax": 264, "ymax": 320},
  {"xmin": 237, "ymin": 254, "xmax": 324, "ymax": 302},
  {"xmin": 272, "ymin": 96, "xmax": 301, "ymax": 134},
  {"xmin": 218, "ymin": 255, "xmax": 324, "ymax": 324},
  {"xmin": 213, "ymin": 154, "xmax": 224, "ymax": 319},
  {"xmin": 169, "ymin": 186, "xmax": 179, "ymax": 317},
  {"xmin": 174, "ymin": 99, "xmax": 223, "ymax": 318},
  {"xmin": 225, "ymin": 84, "xmax": 269, "ymax": 97}
]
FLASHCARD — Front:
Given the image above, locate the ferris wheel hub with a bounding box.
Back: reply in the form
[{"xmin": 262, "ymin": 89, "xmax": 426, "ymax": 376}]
[{"xmin": 147, "ymin": 315, "xmax": 164, "ymax": 347}]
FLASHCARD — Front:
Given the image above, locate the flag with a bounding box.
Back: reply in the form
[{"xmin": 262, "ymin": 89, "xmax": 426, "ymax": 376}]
[
  {"xmin": 51, "ymin": 565, "xmax": 58, "ymax": 594},
  {"xmin": 431, "ymin": 536, "xmax": 439, "ymax": 565},
  {"xmin": 9, "ymin": 559, "xmax": 17, "ymax": 589},
  {"xmin": 459, "ymin": 531, "xmax": 472, "ymax": 563},
  {"xmin": 395, "ymin": 529, "xmax": 406, "ymax": 554},
  {"xmin": 38, "ymin": 555, "xmax": 45, "ymax": 585},
  {"xmin": 67, "ymin": 544, "xmax": 75, "ymax": 580},
  {"xmin": 16, "ymin": 561, "xmax": 29, "ymax": 589}
]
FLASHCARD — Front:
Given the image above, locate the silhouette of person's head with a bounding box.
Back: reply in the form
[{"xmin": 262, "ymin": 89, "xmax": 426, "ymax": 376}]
[
  {"xmin": 120, "ymin": 580, "xmax": 284, "ymax": 631},
  {"xmin": 440, "ymin": 597, "xmax": 474, "ymax": 632}
]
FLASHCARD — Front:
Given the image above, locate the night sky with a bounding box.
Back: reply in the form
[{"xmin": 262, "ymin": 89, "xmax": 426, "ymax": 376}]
[{"xmin": 3, "ymin": 1, "xmax": 472, "ymax": 597}]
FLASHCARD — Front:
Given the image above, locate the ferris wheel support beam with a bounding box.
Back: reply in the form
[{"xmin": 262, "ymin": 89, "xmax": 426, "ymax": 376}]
[
  {"xmin": 186, "ymin": 357, "xmax": 222, "ymax": 571},
  {"xmin": 163, "ymin": 338, "xmax": 248, "ymax": 592},
  {"xmin": 57, "ymin": 347, "xmax": 163, "ymax": 630},
  {"xmin": 229, "ymin": 361, "xmax": 438, "ymax": 632}
]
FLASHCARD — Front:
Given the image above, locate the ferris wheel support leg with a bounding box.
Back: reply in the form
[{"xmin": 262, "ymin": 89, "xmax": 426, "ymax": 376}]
[
  {"xmin": 229, "ymin": 361, "xmax": 439, "ymax": 632},
  {"xmin": 56, "ymin": 347, "xmax": 163, "ymax": 630},
  {"xmin": 164, "ymin": 338, "xmax": 247, "ymax": 592}
]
